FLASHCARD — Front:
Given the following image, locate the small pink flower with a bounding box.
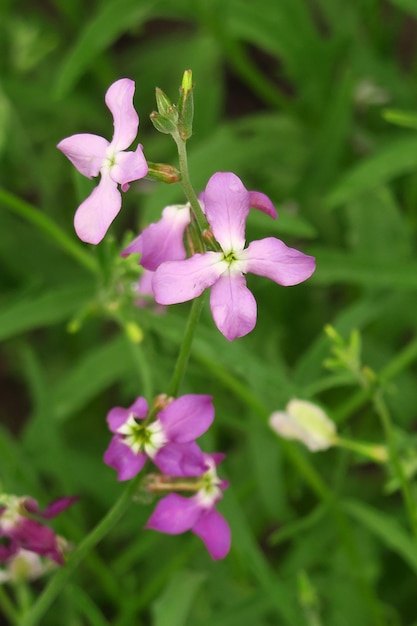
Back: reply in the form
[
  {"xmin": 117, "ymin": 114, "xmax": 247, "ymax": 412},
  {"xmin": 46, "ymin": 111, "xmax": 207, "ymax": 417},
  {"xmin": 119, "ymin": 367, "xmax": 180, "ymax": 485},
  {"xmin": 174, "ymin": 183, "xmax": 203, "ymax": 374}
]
[
  {"xmin": 57, "ymin": 78, "xmax": 148, "ymax": 244},
  {"xmin": 146, "ymin": 455, "xmax": 230, "ymax": 560}
]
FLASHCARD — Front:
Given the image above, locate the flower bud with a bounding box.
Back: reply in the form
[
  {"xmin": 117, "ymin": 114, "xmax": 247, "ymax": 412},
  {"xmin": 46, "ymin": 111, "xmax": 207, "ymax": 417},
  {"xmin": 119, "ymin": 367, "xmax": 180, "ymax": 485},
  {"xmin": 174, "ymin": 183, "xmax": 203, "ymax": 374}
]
[
  {"xmin": 150, "ymin": 111, "xmax": 178, "ymax": 135},
  {"xmin": 155, "ymin": 87, "xmax": 174, "ymax": 116},
  {"xmin": 178, "ymin": 69, "xmax": 194, "ymax": 141},
  {"xmin": 269, "ymin": 399, "xmax": 337, "ymax": 452},
  {"xmin": 146, "ymin": 161, "xmax": 181, "ymax": 184}
]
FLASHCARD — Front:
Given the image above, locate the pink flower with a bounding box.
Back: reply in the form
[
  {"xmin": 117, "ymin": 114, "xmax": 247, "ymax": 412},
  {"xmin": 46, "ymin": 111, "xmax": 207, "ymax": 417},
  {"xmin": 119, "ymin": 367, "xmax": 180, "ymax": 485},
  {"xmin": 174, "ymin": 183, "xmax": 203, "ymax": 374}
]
[
  {"xmin": 57, "ymin": 78, "xmax": 148, "ymax": 244},
  {"xmin": 152, "ymin": 172, "xmax": 316, "ymax": 341},
  {"xmin": 0, "ymin": 495, "xmax": 77, "ymax": 565},
  {"xmin": 104, "ymin": 395, "xmax": 214, "ymax": 481},
  {"xmin": 146, "ymin": 455, "xmax": 230, "ymax": 560}
]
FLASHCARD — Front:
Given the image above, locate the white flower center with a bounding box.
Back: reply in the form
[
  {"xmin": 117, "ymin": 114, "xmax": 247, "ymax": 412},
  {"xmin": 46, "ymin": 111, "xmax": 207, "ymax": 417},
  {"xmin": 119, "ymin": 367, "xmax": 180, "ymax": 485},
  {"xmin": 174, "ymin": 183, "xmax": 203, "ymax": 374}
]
[
  {"xmin": 116, "ymin": 414, "xmax": 168, "ymax": 457},
  {"xmin": 196, "ymin": 459, "xmax": 222, "ymax": 508}
]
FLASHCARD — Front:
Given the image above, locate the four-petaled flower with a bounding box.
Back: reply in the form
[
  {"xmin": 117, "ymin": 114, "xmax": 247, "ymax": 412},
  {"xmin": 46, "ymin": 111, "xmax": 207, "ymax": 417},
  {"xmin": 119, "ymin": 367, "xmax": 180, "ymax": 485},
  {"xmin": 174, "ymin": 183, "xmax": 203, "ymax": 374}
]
[
  {"xmin": 146, "ymin": 454, "xmax": 230, "ymax": 560},
  {"xmin": 104, "ymin": 395, "xmax": 214, "ymax": 480},
  {"xmin": 0, "ymin": 495, "xmax": 77, "ymax": 565},
  {"xmin": 152, "ymin": 172, "xmax": 316, "ymax": 341},
  {"xmin": 57, "ymin": 78, "xmax": 148, "ymax": 244}
]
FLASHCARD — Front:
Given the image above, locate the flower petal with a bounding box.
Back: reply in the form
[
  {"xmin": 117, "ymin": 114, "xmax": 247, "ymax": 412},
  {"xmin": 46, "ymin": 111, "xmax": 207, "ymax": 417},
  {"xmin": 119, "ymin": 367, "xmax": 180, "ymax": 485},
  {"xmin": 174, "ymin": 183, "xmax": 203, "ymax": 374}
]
[
  {"xmin": 145, "ymin": 494, "xmax": 201, "ymax": 534},
  {"xmin": 107, "ymin": 397, "xmax": 148, "ymax": 432},
  {"xmin": 243, "ymin": 237, "xmax": 316, "ymax": 286},
  {"xmin": 57, "ymin": 133, "xmax": 108, "ymax": 178},
  {"xmin": 210, "ymin": 273, "xmax": 257, "ymax": 341},
  {"xmin": 111, "ymin": 145, "xmax": 148, "ymax": 190},
  {"xmin": 158, "ymin": 394, "xmax": 214, "ymax": 442},
  {"xmin": 37, "ymin": 497, "xmax": 78, "ymax": 520},
  {"xmin": 248, "ymin": 190, "xmax": 277, "ymax": 219},
  {"xmin": 74, "ymin": 174, "xmax": 121, "ymax": 244},
  {"xmin": 204, "ymin": 172, "xmax": 249, "ymax": 252},
  {"xmin": 152, "ymin": 252, "xmax": 225, "ymax": 305},
  {"xmin": 12, "ymin": 519, "xmax": 63, "ymax": 564},
  {"xmin": 123, "ymin": 204, "xmax": 191, "ymax": 271},
  {"xmin": 154, "ymin": 442, "xmax": 206, "ymax": 476},
  {"xmin": 103, "ymin": 436, "xmax": 146, "ymax": 481},
  {"xmin": 105, "ymin": 78, "xmax": 139, "ymax": 151},
  {"xmin": 192, "ymin": 508, "xmax": 231, "ymax": 560}
]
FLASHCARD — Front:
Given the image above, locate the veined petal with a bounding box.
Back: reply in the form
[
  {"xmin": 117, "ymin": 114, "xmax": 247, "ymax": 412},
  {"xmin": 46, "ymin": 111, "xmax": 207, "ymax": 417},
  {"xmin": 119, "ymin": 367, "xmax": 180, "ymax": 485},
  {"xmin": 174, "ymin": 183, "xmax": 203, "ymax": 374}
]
[
  {"xmin": 154, "ymin": 442, "xmax": 206, "ymax": 476},
  {"xmin": 105, "ymin": 78, "xmax": 139, "ymax": 151},
  {"xmin": 153, "ymin": 252, "xmax": 225, "ymax": 305},
  {"xmin": 192, "ymin": 508, "xmax": 231, "ymax": 560},
  {"xmin": 248, "ymin": 191, "xmax": 277, "ymax": 219},
  {"xmin": 158, "ymin": 394, "xmax": 214, "ymax": 442},
  {"xmin": 204, "ymin": 172, "xmax": 249, "ymax": 252},
  {"xmin": 210, "ymin": 273, "xmax": 257, "ymax": 341},
  {"xmin": 111, "ymin": 145, "xmax": 148, "ymax": 190},
  {"xmin": 107, "ymin": 397, "xmax": 148, "ymax": 432},
  {"xmin": 74, "ymin": 174, "xmax": 121, "ymax": 244},
  {"xmin": 243, "ymin": 237, "xmax": 316, "ymax": 286},
  {"xmin": 123, "ymin": 204, "xmax": 191, "ymax": 271},
  {"xmin": 57, "ymin": 133, "xmax": 108, "ymax": 178},
  {"xmin": 146, "ymin": 494, "xmax": 201, "ymax": 534},
  {"xmin": 103, "ymin": 436, "xmax": 146, "ymax": 481}
]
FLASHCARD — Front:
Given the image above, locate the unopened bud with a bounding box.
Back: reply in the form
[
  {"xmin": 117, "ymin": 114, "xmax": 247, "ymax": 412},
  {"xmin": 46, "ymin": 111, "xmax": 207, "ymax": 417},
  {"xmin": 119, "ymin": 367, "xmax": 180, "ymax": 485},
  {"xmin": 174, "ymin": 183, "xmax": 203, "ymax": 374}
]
[
  {"xmin": 178, "ymin": 69, "xmax": 194, "ymax": 141},
  {"xmin": 269, "ymin": 399, "xmax": 337, "ymax": 452},
  {"xmin": 150, "ymin": 111, "xmax": 178, "ymax": 135},
  {"xmin": 146, "ymin": 161, "xmax": 181, "ymax": 184}
]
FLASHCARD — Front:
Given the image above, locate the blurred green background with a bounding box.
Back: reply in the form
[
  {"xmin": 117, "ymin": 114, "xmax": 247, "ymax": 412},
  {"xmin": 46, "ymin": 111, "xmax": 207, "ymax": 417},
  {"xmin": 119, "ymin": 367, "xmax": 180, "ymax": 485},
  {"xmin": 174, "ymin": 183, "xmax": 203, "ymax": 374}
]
[{"xmin": 2, "ymin": 0, "xmax": 417, "ymax": 624}]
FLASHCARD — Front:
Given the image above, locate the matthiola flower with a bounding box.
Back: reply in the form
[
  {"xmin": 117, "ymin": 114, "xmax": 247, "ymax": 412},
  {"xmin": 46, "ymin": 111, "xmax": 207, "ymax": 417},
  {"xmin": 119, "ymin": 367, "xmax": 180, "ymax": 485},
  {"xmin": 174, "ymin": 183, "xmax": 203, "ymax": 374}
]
[
  {"xmin": 104, "ymin": 394, "xmax": 214, "ymax": 481},
  {"xmin": 152, "ymin": 172, "xmax": 316, "ymax": 341},
  {"xmin": 0, "ymin": 495, "xmax": 77, "ymax": 565},
  {"xmin": 134, "ymin": 270, "xmax": 166, "ymax": 313},
  {"xmin": 146, "ymin": 454, "xmax": 230, "ymax": 560},
  {"xmin": 57, "ymin": 78, "xmax": 148, "ymax": 244}
]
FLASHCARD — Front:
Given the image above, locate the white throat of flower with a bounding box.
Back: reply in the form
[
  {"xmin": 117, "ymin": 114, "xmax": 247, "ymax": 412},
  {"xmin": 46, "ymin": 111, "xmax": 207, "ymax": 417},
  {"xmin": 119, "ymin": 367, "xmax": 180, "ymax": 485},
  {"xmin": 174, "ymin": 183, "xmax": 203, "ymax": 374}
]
[
  {"xmin": 116, "ymin": 414, "xmax": 168, "ymax": 458},
  {"xmin": 196, "ymin": 459, "xmax": 222, "ymax": 509},
  {"xmin": 0, "ymin": 496, "xmax": 25, "ymax": 531}
]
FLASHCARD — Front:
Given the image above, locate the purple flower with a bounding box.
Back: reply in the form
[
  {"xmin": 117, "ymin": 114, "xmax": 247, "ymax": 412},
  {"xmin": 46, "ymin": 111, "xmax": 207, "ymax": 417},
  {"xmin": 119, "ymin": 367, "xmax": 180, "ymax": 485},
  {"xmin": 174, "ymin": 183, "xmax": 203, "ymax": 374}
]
[
  {"xmin": 146, "ymin": 454, "xmax": 230, "ymax": 560},
  {"xmin": 0, "ymin": 495, "xmax": 77, "ymax": 565},
  {"xmin": 104, "ymin": 394, "xmax": 214, "ymax": 481},
  {"xmin": 123, "ymin": 203, "xmax": 191, "ymax": 271},
  {"xmin": 57, "ymin": 78, "xmax": 148, "ymax": 244},
  {"xmin": 152, "ymin": 172, "xmax": 316, "ymax": 341}
]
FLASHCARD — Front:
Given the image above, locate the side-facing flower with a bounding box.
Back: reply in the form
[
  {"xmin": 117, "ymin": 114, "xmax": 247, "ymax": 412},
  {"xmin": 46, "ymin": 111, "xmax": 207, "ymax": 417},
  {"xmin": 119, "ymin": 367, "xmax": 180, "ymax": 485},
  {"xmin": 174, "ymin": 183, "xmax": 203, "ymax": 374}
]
[
  {"xmin": 0, "ymin": 495, "xmax": 77, "ymax": 565},
  {"xmin": 152, "ymin": 172, "xmax": 316, "ymax": 341},
  {"xmin": 269, "ymin": 399, "xmax": 337, "ymax": 451},
  {"xmin": 57, "ymin": 78, "xmax": 148, "ymax": 244},
  {"xmin": 146, "ymin": 454, "xmax": 230, "ymax": 560},
  {"xmin": 104, "ymin": 394, "xmax": 214, "ymax": 480}
]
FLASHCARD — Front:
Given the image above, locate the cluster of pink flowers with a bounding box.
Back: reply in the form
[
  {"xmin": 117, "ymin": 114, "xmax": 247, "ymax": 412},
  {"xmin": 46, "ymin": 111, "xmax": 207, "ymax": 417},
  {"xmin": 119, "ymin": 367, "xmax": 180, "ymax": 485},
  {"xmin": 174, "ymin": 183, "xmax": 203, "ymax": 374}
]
[{"xmin": 57, "ymin": 77, "xmax": 316, "ymax": 560}]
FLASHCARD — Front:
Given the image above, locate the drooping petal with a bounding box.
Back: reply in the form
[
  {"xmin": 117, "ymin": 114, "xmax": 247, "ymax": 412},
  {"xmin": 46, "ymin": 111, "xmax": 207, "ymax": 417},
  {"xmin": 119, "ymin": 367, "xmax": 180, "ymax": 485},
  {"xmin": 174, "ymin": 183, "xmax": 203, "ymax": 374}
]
[
  {"xmin": 57, "ymin": 133, "xmax": 109, "ymax": 178},
  {"xmin": 111, "ymin": 145, "xmax": 148, "ymax": 190},
  {"xmin": 145, "ymin": 494, "xmax": 201, "ymax": 534},
  {"xmin": 192, "ymin": 508, "xmax": 231, "ymax": 560},
  {"xmin": 105, "ymin": 78, "xmax": 139, "ymax": 151},
  {"xmin": 74, "ymin": 174, "xmax": 121, "ymax": 244},
  {"xmin": 210, "ymin": 273, "xmax": 257, "ymax": 341},
  {"xmin": 154, "ymin": 442, "xmax": 206, "ymax": 476},
  {"xmin": 248, "ymin": 190, "xmax": 277, "ymax": 219},
  {"xmin": 242, "ymin": 237, "xmax": 316, "ymax": 286},
  {"xmin": 107, "ymin": 397, "xmax": 148, "ymax": 432},
  {"xmin": 153, "ymin": 252, "xmax": 225, "ymax": 305},
  {"xmin": 158, "ymin": 394, "xmax": 214, "ymax": 442},
  {"xmin": 11, "ymin": 519, "xmax": 63, "ymax": 564},
  {"xmin": 36, "ymin": 497, "xmax": 78, "ymax": 520},
  {"xmin": 204, "ymin": 172, "xmax": 249, "ymax": 252},
  {"xmin": 103, "ymin": 437, "xmax": 147, "ymax": 481},
  {"xmin": 123, "ymin": 204, "xmax": 191, "ymax": 271}
]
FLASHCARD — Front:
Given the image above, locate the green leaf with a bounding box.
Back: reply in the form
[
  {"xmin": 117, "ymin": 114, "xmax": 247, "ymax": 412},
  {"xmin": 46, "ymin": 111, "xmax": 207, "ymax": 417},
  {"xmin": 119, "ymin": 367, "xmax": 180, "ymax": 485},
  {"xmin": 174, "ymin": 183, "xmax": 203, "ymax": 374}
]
[
  {"xmin": 152, "ymin": 570, "xmax": 206, "ymax": 626},
  {"xmin": 389, "ymin": 0, "xmax": 417, "ymax": 19},
  {"xmin": 383, "ymin": 108, "xmax": 417, "ymax": 130}
]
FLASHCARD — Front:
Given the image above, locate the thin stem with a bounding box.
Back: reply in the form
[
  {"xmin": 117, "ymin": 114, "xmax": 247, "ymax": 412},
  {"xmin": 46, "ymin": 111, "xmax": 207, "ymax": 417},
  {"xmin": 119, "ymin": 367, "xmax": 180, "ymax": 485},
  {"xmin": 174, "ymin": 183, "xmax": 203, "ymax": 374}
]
[
  {"xmin": 174, "ymin": 136, "xmax": 208, "ymax": 234},
  {"xmin": 0, "ymin": 188, "xmax": 98, "ymax": 275},
  {"xmin": 20, "ymin": 475, "xmax": 141, "ymax": 626},
  {"xmin": 168, "ymin": 294, "xmax": 206, "ymax": 397},
  {"xmin": 0, "ymin": 585, "xmax": 20, "ymax": 625}
]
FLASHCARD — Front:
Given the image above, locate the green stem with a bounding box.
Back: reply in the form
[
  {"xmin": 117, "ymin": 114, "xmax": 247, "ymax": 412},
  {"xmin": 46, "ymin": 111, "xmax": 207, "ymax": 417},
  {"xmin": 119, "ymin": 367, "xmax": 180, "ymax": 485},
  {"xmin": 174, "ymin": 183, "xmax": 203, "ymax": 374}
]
[
  {"xmin": 0, "ymin": 188, "xmax": 98, "ymax": 275},
  {"xmin": 174, "ymin": 136, "xmax": 208, "ymax": 234},
  {"xmin": 20, "ymin": 475, "xmax": 141, "ymax": 626},
  {"xmin": 0, "ymin": 585, "xmax": 20, "ymax": 625},
  {"xmin": 168, "ymin": 295, "xmax": 206, "ymax": 397}
]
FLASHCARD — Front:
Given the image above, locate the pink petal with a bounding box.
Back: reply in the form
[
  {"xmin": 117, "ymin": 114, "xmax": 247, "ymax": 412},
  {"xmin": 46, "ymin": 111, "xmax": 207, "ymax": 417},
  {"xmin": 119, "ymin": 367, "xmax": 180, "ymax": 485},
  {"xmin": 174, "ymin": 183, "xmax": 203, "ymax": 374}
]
[
  {"xmin": 192, "ymin": 508, "xmax": 231, "ymax": 560},
  {"xmin": 57, "ymin": 133, "xmax": 108, "ymax": 178},
  {"xmin": 103, "ymin": 437, "xmax": 147, "ymax": 481},
  {"xmin": 74, "ymin": 174, "xmax": 121, "ymax": 244},
  {"xmin": 154, "ymin": 442, "xmax": 206, "ymax": 476},
  {"xmin": 243, "ymin": 238, "xmax": 316, "ymax": 286},
  {"xmin": 158, "ymin": 395, "xmax": 214, "ymax": 442},
  {"xmin": 107, "ymin": 397, "xmax": 148, "ymax": 432},
  {"xmin": 12, "ymin": 519, "xmax": 63, "ymax": 564},
  {"xmin": 123, "ymin": 204, "xmax": 191, "ymax": 271},
  {"xmin": 204, "ymin": 172, "xmax": 249, "ymax": 252},
  {"xmin": 152, "ymin": 252, "xmax": 225, "ymax": 305},
  {"xmin": 105, "ymin": 78, "xmax": 139, "ymax": 151},
  {"xmin": 145, "ymin": 494, "xmax": 201, "ymax": 534},
  {"xmin": 210, "ymin": 273, "xmax": 257, "ymax": 341},
  {"xmin": 39, "ymin": 497, "xmax": 78, "ymax": 519},
  {"xmin": 111, "ymin": 145, "xmax": 148, "ymax": 190},
  {"xmin": 248, "ymin": 191, "xmax": 277, "ymax": 219}
]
